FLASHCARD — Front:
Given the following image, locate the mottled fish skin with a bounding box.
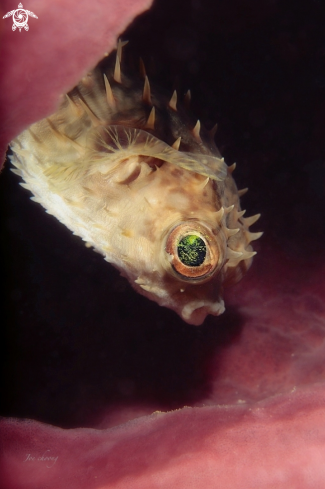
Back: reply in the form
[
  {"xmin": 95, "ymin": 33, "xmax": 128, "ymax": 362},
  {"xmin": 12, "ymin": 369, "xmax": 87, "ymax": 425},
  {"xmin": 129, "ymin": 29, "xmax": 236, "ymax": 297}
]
[{"xmin": 9, "ymin": 41, "xmax": 262, "ymax": 325}]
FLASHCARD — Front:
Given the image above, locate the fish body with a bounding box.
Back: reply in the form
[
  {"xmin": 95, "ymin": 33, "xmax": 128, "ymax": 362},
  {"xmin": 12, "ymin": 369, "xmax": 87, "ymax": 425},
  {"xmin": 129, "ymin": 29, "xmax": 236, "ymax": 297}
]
[{"xmin": 9, "ymin": 42, "xmax": 262, "ymax": 325}]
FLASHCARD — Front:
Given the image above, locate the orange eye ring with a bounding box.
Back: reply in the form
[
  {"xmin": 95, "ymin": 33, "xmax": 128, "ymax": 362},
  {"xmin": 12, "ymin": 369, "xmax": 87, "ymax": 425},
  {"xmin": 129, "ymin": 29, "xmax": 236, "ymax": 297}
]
[{"xmin": 165, "ymin": 221, "xmax": 225, "ymax": 281}]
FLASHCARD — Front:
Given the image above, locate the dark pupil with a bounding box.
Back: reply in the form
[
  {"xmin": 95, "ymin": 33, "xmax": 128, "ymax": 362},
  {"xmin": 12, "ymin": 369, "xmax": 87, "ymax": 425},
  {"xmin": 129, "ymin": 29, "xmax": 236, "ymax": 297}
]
[{"xmin": 177, "ymin": 235, "xmax": 206, "ymax": 267}]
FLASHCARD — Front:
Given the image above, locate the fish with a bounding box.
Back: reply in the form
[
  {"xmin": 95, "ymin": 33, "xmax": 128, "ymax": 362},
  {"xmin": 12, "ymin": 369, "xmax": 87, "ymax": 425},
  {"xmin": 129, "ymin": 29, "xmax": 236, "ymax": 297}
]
[{"xmin": 9, "ymin": 40, "xmax": 262, "ymax": 325}]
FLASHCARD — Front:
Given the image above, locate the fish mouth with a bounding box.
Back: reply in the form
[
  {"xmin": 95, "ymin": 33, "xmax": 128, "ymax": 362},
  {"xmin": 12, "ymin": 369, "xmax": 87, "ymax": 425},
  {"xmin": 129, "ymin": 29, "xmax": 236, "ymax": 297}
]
[{"xmin": 181, "ymin": 298, "xmax": 226, "ymax": 325}]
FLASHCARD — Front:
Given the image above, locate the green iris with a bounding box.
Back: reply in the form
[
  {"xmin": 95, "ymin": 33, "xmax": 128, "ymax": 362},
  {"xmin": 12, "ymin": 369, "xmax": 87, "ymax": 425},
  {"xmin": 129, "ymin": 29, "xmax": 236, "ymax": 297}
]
[{"xmin": 177, "ymin": 235, "xmax": 206, "ymax": 267}]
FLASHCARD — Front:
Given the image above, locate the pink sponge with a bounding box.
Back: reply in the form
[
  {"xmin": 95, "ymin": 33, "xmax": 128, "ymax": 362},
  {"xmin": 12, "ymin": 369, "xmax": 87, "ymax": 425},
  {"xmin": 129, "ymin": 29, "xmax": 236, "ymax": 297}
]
[{"xmin": 0, "ymin": 0, "xmax": 152, "ymax": 164}]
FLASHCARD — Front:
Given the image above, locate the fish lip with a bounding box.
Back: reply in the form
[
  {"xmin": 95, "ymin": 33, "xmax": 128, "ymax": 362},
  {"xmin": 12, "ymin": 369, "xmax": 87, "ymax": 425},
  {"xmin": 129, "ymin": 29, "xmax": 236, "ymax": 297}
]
[{"xmin": 181, "ymin": 299, "xmax": 226, "ymax": 326}]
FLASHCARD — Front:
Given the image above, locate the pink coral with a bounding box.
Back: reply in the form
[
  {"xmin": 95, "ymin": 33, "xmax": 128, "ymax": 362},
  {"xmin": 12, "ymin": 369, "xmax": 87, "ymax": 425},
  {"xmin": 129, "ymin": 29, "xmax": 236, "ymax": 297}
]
[{"xmin": 0, "ymin": 0, "xmax": 152, "ymax": 163}]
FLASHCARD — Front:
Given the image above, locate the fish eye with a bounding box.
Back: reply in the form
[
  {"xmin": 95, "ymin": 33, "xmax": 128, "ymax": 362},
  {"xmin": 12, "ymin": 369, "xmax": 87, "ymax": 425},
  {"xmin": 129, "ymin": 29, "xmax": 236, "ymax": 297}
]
[
  {"xmin": 165, "ymin": 222, "xmax": 225, "ymax": 281},
  {"xmin": 177, "ymin": 235, "xmax": 206, "ymax": 267}
]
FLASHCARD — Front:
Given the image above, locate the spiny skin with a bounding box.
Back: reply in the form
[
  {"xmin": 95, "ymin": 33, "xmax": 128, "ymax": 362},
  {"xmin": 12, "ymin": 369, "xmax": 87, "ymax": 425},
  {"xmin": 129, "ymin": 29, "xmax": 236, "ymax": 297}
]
[{"xmin": 9, "ymin": 43, "xmax": 262, "ymax": 325}]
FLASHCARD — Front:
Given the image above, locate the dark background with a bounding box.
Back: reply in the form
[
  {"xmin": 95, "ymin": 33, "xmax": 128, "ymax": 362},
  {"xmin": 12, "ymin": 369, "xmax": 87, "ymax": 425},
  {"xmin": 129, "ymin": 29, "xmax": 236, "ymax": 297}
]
[{"xmin": 1, "ymin": 0, "xmax": 325, "ymax": 428}]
